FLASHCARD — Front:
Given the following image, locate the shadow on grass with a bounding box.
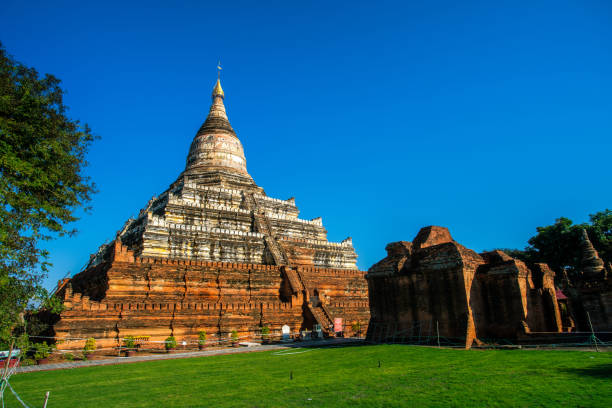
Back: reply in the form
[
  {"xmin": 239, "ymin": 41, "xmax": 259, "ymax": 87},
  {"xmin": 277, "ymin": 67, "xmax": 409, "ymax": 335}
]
[{"xmin": 562, "ymin": 364, "xmax": 612, "ymax": 379}]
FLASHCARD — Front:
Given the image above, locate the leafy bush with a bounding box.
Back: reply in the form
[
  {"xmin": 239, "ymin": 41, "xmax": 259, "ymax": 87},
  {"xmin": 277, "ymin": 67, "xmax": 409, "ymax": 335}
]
[
  {"xmin": 351, "ymin": 322, "xmax": 361, "ymax": 334},
  {"xmin": 165, "ymin": 336, "xmax": 177, "ymax": 350},
  {"xmin": 83, "ymin": 337, "xmax": 96, "ymax": 354},
  {"xmin": 63, "ymin": 353, "xmax": 74, "ymax": 361},
  {"xmin": 33, "ymin": 342, "xmax": 55, "ymax": 360},
  {"xmin": 231, "ymin": 330, "xmax": 239, "ymax": 343},
  {"xmin": 82, "ymin": 338, "xmax": 96, "ymax": 360},
  {"xmin": 198, "ymin": 330, "xmax": 207, "ymax": 346},
  {"xmin": 20, "ymin": 358, "xmax": 36, "ymax": 366},
  {"xmin": 260, "ymin": 325, "xmax": 271, "ymax": 343},
  {"xmin": 122, "ymin": 336, "xmax": 135, "ymax": 349}
]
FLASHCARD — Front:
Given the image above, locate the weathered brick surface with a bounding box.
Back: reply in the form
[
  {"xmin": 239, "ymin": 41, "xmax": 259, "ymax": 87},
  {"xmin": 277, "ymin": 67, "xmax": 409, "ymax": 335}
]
[
  {"xmin": 412, "ymin": 226, "xmax": 454, "ymax": 249},
  {"xmin": 366, "ymin": 226, "xmax": 562, "ymax": 348},
  {"xmin": 54, "ymin": 244, "xmax": 368, "ymax": 349},
  {"xmin": 569, "ymin": 286, "xmax": 612, "ymax": 331}
]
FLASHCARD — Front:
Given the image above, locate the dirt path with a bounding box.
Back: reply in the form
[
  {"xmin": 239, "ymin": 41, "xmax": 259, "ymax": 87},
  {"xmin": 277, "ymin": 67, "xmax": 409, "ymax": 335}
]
[{"xmin": 16, "ymin": 338, "xmax": 363, "ymax": 373}]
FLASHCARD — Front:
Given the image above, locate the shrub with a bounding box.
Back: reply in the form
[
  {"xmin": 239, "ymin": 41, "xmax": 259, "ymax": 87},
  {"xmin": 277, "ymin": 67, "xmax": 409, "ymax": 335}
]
[
  {"xmin": 122, "ymin": 336, "xmax": 136, "ymax": 349},
  {"xmin": 83, "ymin": 337, "xmax": 96, "ymax": 353},
  {"xmin": 165, "ymin": 336, "xmax": 177, "ymax": 350},
  {"xmin": 231, "ymin": 330, "xmax": 239, "ymax": 343},
  {"xmin": 63, "ymin": 353, "xmax": 74, "ymax": 361},
  {"xmin": 20, "ymin": 358, "xmax": 36, "ymax": 366},
  {"xmin": 33, "ymin": 342, "xmax": 55, "ymax": 360},
  {"xmin": 81, "ymin": 337, "xmax": 96, "ymax": 360},
  {"xmin": 198, "ymin": 330, "xmax": 207, "ymax": 346},
  {"xmin": 261, "ymin": 325, "xmax": 271, "ymax": 343},
  {"xmin": 351, "ymin": 322, "xmax": 361, "ymax": 334}
]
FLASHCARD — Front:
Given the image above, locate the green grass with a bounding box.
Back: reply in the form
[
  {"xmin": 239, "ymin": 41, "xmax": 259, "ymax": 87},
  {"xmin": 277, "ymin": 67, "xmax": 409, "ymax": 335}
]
[{"xmin": 5, "ymin": 345, "xmax": 612, "ymax": 407}]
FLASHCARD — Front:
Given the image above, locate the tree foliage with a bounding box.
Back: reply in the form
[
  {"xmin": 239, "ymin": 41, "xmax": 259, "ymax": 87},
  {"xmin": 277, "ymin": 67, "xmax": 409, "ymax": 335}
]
[
  {"xmin": 526, "ymin": 217, "xmax": 582, "ymax": 275},
  {"xmin": 499, "ymin": 210, "xmax": 611, "ymax": 283},
  {"xmin": 587, "ymin": 209, "xmax": 612, "ymax": 264},
  {"xmin": 0, "ymin": 42, "xmax": 97, "ymax": 345}
]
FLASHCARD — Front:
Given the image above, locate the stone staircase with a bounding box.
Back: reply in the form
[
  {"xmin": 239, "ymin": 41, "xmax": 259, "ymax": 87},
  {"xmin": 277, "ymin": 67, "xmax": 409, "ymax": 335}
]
[
  {"xmin": 243, "ymin": 192, "xmax": 336, "ymax": 334},
  {"xmin": 281, "ymin": 267, "xmax": 304, "ymax": 294},
  {"xmin": 256, "ymin": 214, "xmax": 289, "ymax": 265},
  {"xmin": 309, "ymin": 302, "xmax": 335, "ymax": 334},
  {"xmin": 319, "ymin": 302, "xmax": 335, "ymax": 326},
  {"xmin": 293, "ymin": 269, "xmax": 335, "ymax": 335},
  {"xmin": 243, "ymin": 193, "xmax": 289, "ymax": 265}
]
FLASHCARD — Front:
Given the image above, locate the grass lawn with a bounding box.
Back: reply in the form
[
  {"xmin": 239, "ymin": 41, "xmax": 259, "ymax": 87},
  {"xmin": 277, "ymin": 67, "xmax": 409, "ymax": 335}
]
[{"xmin": 5, "ymin": 345, "xmax": 612, "ymax": 407}]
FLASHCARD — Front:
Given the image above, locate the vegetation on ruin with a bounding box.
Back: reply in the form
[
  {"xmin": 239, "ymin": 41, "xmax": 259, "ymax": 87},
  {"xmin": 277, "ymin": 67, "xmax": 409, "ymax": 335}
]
[
  {"xmin": 5, "ymin": 345, "xmax": 612, "ymax": 407},
  {"xmin": 0, "ymin": 42, "xmax": 97, "ymax": 347},
  {"xmin": 498, "ymin": 209, "xmax": 611, "ymax": 282}
]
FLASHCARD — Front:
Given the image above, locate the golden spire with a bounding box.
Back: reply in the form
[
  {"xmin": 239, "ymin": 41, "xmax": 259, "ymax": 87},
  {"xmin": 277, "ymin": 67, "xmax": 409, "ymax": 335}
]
[{"xmin": 212, "ymin": 61, "xmax": 224, "ymax": 99}]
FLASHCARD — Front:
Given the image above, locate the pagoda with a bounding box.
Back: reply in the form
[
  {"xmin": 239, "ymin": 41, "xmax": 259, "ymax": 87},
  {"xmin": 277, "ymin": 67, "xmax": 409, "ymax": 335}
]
[{"xmin": 51, "ymin": 77, "xmax": 370, "ymax": 348}]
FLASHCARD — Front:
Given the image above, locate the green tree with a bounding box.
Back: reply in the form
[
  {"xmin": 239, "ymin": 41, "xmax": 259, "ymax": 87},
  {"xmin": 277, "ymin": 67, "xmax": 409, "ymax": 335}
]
[
  {"xmin": 0, "ymin": 42, "xmax": 97, "ymax": 346},
  {"xmin": 586, "ymin": 209, "xmax": 612, "ymax": 264},
  {"xmin": 495, "ymin": 210, "xmax": 611, "ymax": 283},
  {"xmin": 526, "ymin": 217, "xmax": 584, "ymax": 275}
]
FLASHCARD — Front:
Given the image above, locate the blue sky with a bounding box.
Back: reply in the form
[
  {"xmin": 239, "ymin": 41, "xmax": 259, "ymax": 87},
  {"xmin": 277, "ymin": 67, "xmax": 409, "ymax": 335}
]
[{"xmin": 1, "ymin": 1, "xmax": 611, "ymax": 287}]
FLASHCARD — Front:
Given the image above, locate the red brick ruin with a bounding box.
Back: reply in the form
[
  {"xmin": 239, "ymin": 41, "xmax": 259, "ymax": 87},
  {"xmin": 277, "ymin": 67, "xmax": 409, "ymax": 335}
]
[
  {"xmin": 366, "ymin": 226, "xmax": 564, "ymax": 348},
  {"xmin": 560, "ymin": 229, "xmax": 612, "ymax": 333}
]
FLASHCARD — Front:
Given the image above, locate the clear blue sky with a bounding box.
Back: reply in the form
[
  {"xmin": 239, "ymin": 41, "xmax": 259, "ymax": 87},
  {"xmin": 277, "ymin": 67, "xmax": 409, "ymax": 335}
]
[{"xmin": 1, "ymin": 1, "xmax": 611, "ymax": 287}]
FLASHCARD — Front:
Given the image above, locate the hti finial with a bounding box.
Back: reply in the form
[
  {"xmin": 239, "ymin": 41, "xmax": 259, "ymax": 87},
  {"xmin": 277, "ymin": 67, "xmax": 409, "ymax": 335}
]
[{"xmin": 212, "ymin": 61, "xmax": 225, "ymax": 99}]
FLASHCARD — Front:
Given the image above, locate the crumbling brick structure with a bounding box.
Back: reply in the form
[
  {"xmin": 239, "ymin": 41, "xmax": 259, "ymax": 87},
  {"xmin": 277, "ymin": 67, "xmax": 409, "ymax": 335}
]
[
  {"xmin": 366, "ymin": 226, "xmax": 562, "ymax": 348},
  {"xmin": 562, "ymin": 229, "xmax": 612, "ymax": 332}
]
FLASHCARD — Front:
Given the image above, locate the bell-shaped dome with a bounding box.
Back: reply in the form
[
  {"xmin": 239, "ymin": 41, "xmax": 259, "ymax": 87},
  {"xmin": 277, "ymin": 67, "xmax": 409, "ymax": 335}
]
[{"xmin": 185, "ymin": 79, "xmax": 249, "ymax": 176}]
